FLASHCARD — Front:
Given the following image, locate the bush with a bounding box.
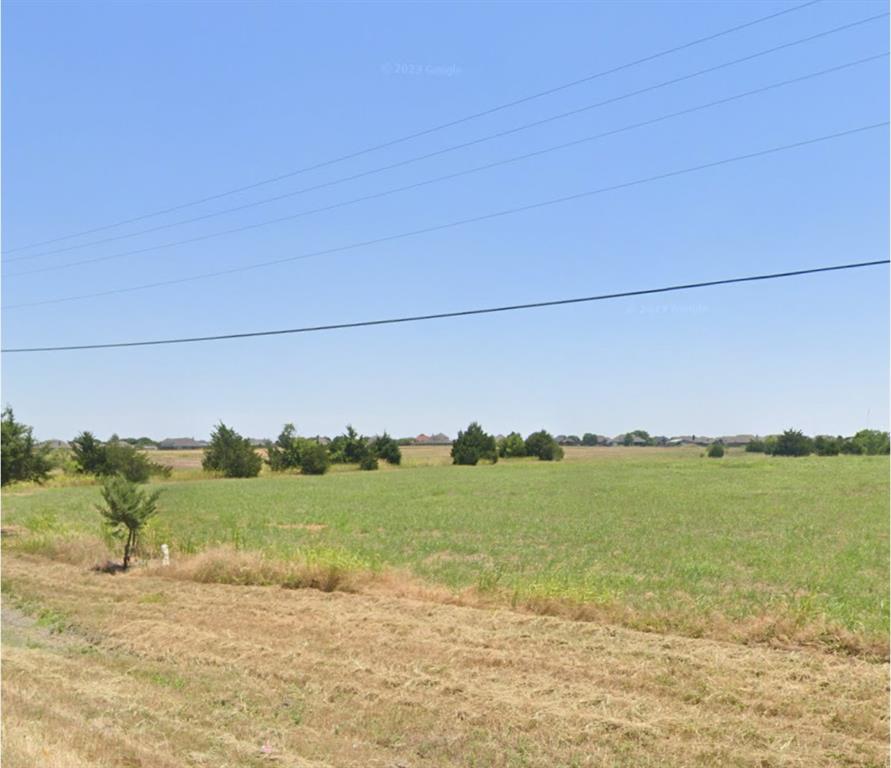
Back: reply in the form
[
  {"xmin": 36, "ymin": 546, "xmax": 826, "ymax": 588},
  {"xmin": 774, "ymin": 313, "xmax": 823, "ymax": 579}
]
[
  {"xmin": 525, "ymin": 429, "xmax": 564, "ymax": 461},
  {"xmin": 202, "ymin": 423, "xmax": 262, "ymax": 478},
  {"xmin": 359, "ymin": 453, "xmax": 379, "ymax": 471},
  {"xmin": 71, "ymin": 430, "xmax": 168, "ymax": 483},
  {"xmin": 772, "ymin": 429, "xmax": 813, "ymax": 457},
  {"xmin": 300, "ymin": 442, "xmax": 330, "ymax": 475},
  {"xmin": 841, "ymin": 438, "xmax": 864, "ymax": 455},
  {"xmin": 329, "ymin": 425, "xmax": 370, "ymax": 465},
  {"xmin": 266, "ymin": 423, "xmax": 303, "ymax": 472},
  {"xmin": 707, "ymin": 442, "xmax": 725, "ymax": 458},
  {"xmin": 96, "ymin": 475, "xmax": 161, "ymax": 570},
  {"xmin": 745, "ymin": 439, "xmax": 766, "ymax": 453},
  {"xmin": 814, "ymin": 435, "xmax": 842, "ymax": 456},
  {"xmin": 581, "ymin": 433, "xmax": 599, "ymax": 446},
  {"xmin": 850, "ymin": 429, "xmax": 890, "ymax": 455},
  {"xmin": 498, "ymin": 432, "xmax": 526, "ymax": 458},
  {"xmin": 1, "ymin": 408, "xmax": 52, "ymax": 486},
  {"xmin": 373, "ymin": 432, "xmax": 402, "ymax": 465},
  {"xmin": 451, "ymin": 422, "xmax": 497, "ymax": 466}
]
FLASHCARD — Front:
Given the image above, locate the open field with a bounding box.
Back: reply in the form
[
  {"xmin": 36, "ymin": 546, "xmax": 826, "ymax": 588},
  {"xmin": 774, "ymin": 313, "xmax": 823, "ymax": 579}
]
[
  {"xmin": 2, "ymin": 554, "xmax": 888, "ymax": 768},
  {"xmin": 3, "ymin": 448, "xmax": 888, "ymax": 655}
]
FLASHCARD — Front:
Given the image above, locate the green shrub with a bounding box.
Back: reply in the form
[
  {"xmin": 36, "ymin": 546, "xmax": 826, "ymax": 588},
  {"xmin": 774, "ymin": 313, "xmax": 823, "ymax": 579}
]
[
  {"xmin": 707, "ymin": 442, "xmax": 725, "ymax": 458},
  {"xmin": 96, "ymin": 475, "xmax": 161, "ymax": 570},
  {"xmin": 525, "ymin": 430, "xmax": 564, "ymax": 461},
  {"xmin": 581, "ymin": 433, "xmax": 599, "ymax": 446},
  {"xmin": 71, "ymin": 431, "xmax": 107, "ymax": 475},
  {"xmin": 373, "ymin": 432, "xmax": 402, "ymax": 465},
  {"xmin": 814, "ymin": 436, "xmax": 842, "ymax": 456},
  {"xmin": 202, "ymin": 423, "xmax": 262, "ymax": 478},
  {"xmin": 71, "ymin": 430, "xmax": 168, "ymax": 483},
  {"xmin": 300, "ymin": 442, "xmax": 330, "ymax": 475},
  {"xmin": 329, "ymin": 426, "xmax": 370, "ymax": 465},
  {"xmin": 772, "ymin": 429, "xmax": 813, "ymax": 457},
  {"xmin": 498, "ymin": 432, "xmax": 526, "ymax": 458},
  {"xmin": 266, "ymin": 423, "xmax": 304, "ymax": 472},
  {"xmin": 1, "ymin": 408, "xmax": 52, "ymax": 486},
  {"xmin": 850, "ymin": 429, "xmax": 890, "ymax": 455},
  {"xmin": 359, "ymin": 454, "xmax": 379, "ymax": 471},
  {"xmin": 451, "ymin": 422, "xmax": 497, "ymax": 466},
  {"xmin": 745, "ymin": 439, "xmax": 766, "ymax": 453}
]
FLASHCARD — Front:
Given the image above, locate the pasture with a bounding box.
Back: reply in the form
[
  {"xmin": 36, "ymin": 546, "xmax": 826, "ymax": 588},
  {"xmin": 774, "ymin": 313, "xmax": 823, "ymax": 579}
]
[{"xmin": 4, "ymin": 446, "xmax": 888, "ymax": 654}]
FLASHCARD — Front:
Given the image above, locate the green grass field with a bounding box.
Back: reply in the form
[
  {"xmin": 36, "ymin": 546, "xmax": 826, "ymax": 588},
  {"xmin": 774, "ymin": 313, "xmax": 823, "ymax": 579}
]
[{"xmin": 3, "ymin": 447, "xmax": 887, "ymax": 652}]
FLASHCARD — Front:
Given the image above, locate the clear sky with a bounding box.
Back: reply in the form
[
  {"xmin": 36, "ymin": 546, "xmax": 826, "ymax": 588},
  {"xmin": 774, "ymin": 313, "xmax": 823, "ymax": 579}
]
[{"xmin": 2, "ymin": 0, "xmax": 888, "ymax": 441}]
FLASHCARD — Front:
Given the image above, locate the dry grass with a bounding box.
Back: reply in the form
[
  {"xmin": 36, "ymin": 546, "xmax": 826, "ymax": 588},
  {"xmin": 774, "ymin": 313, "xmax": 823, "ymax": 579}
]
[{"xmin": 2, "ymin": 552, "xmax": 888, "ymax": 767}]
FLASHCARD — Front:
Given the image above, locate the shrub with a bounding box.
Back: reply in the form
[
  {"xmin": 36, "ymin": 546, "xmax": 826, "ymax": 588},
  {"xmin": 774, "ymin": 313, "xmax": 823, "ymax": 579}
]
[
  {"xmin": 96, "ymin": 475, "xmax": 161, "ymax": 570},
  {"xmin": 359, "ymin": 453, "xmax": 379, "ymax": 471},
  {"xmin": 202, "ymin": 423, "xmax": 262, "ymax": 478},
  {"xmin": 329, "ymin": 425, "xmax": 370, "ymax": 464},
  {"xmin": 373, "ymin": 432, "xmax": 402, "ymax": 465},
  {"xmin": 1, "ymin": 408, "xmax": 52, "ymax": 486},
  {"xmin": 772, "ymin": 429, "xmax": 813, "ymax": 457},
  {"xmin": 266, "ymin": 423, "xmax": 303, "ymax": 472},
  {"xmin": 814, "ymin": 435, "xmax": 842, "ymax": 456},
  {"xmin": 581, "ymin": 433, "xmax": 599, "ymax": 446},
  {"xmin": 850, "ymin": 429, "xmax": 890, "ymax": 455},
  {"xmin": 300, "ymin": 442, "xmax": 330, "ymax": 475},
  {"xmin": 745, "ymin": 439, "xmax": 766, "ymax": 453},
  {"xmin": 498, "ymin": 432, "xmax": 526, "ymax": 458},
  {"xmin": 841, "ymin": 438, "xmax": 864, "ymax": 455},
  {"xmin": 71, "ymin": 430, "xmax": 168, "ymax": 483},
  {"xmin": 451, "ymin": 422, "xmax": 498, "ymax": 466},
  {"xmin": 525, "ymin": 430, "xmax": 564, "ymax": 461},
  {"xmin": 707, "ymin": 442, "xmax": 725, "ymax": 458}
]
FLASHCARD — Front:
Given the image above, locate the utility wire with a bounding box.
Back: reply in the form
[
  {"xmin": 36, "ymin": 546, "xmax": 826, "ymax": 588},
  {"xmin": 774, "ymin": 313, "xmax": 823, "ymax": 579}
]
[
  {"xmin": 5, "ymin": 121, "xmax": 886, "ymax": 311},
  {"xmin": 2, "ymin": 0, "xmax": 822, "ymax": 255},
  {"xmin": 3, "ymin": 260, "xmax": 886, "ymax": 353},
  {"xmin": 8, "ymin": 52, "xmax": 886, "ymax": 278},
  {"xmin": 10, "ymin": 10, "xmax": 883, "ymax": 265}
]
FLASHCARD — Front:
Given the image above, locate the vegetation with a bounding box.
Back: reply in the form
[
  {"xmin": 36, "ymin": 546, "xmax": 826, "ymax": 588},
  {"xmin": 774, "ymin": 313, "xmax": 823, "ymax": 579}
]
[
  {"xmin": 707, "ymin": 442, "xmax": 725, "ymax": 458},
  {"xmin": 299, "ymin": 442, "xmax": 330, "ymax": 475},
  {"xmin": 202, "ymin": 423, "xmax": 262, "ymax": 478},
  {"xmin": 1, "ymin": 408, "xmax": 52, "ymax": 486},
  {"xmin": 772, "ymin": 429, "xmax": 814, "ymax": 457},
  {"xmin": 265, "ymin": 423, "xmax": 304, "ymax": 472},
  {"xmin": 95, "ymin": 475, "xmax": 161, "ymax": 569},
  {"xmin": 451, "ymin": 422, "xmax": 498, "ymax": 465},
  {"xmin": 497, "ymin": 432, "xmax": 526, "ymax": 458},
  {"xmin": 71, "ymin": 431, "xmax": 168, "ymax": 483},
  {"xmin": 7, "ymin": 447, "xmax": 886, "ymax": 654},
  {"xmin": 371, "ymin": 432, "xmax": 402, "ymax": 465},
  {"xmin": 525, "ymin": 429, "xmax": 564, "ymax": 461},
  {"xmin": 581, "ymin": 432, "xmax": 599, "ymax": 446}
]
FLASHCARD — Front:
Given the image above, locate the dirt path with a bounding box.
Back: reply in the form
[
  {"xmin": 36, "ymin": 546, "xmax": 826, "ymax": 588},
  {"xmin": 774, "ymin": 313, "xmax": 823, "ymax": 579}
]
[{"xmin": 2, "ymin": 553, "xmax": 888, "ymax": 767}]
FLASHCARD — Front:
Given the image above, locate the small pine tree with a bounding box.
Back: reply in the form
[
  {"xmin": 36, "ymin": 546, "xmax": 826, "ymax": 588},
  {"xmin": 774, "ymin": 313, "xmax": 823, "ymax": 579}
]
[
  {"xmin": 359, "ymin": 453, "xmax": 379, "ymax": 471},
  {"xmin": 1, "ymin": 408, "xmax": 52, "ymax": 486},
  {"xmin": 525, "ymin": 430, "xmax": 564, "ymax": 461},
  {"xmin": 300, "ymin": 441, "xmax": 330, "ymax": 475},
  {"xmin": 203, "ymin": 423, "xmax": 262, "ymax": 478},
  {"xmin": 772, "ymin": 429, "xmax": 813, "ymax": 457},
  {"xmin": 266, "ymin": 423, "xmax": 304, "ymax": 472},
  {"xmin": 451, "ymin": 422, "xmax": 497, "ymax": 466},
  {"xmin": 96, "ymin": 475, "xmax": 161, "ymax": 569},
  {"xmin": 498, "ymin": 432, "xmax": 526, "ymax": 458},
  {"xmin": 373, "ymin": 432, "xmax": 402, "ymax": 465}
]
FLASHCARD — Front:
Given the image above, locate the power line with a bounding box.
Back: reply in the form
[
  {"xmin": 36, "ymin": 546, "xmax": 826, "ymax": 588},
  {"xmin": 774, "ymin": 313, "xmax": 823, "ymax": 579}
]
[
  {"xmin": 9, "ymin": 52, "xmax": 886, "ymax": 278},
  {"xmin": 10, "ymin": 10, "xmax": 884, "ymax": 266},
  {"xmin": 2, "ymin": 0, "xmax": 822, "ymax": 255},
  {"xmin": 3, "ymin": 260, "xmax": 886, "ymax": 353},
  {"xmin": 5, "ymin": 121, "xmax": 886, "ymax": 311}
]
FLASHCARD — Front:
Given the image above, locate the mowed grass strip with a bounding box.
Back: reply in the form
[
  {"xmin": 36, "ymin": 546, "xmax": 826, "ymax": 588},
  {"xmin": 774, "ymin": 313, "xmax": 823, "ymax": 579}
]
[{"xmin": 3, "ymin": 449, "xmax": 887, "ymax": 653}]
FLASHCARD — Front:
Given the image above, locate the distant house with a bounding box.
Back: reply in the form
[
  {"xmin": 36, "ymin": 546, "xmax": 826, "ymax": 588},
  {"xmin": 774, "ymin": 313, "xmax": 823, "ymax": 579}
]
[
  {"xmin": 414, "ymin": 433, "xmax": 451, "ymax": 445},
  {"xmin": 158, "ymin": 437, "xmax": 208, "ymax": 450},
  {"xmin": 248, "ymin": 438, "xmax": 268, "ymax": 447},
  {"xmin": 40, "ymin": 439, "xmax": 69, "ymax": 449},
  {"xmin": 719, "ymin": 434, "xmax": 755, "ymax": 446}
]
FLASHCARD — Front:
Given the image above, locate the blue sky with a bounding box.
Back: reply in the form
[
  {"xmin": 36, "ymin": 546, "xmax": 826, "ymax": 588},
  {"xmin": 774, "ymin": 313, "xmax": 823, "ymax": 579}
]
[{"xmin": 3, "ymin": 0, "xmax": 888, "ymax": 441}]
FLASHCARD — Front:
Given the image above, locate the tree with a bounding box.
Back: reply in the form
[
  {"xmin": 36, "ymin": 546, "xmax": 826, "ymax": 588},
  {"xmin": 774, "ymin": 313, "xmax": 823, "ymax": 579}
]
[
  {"xmin": 96, "ymin": 475, "xmax": 161, "ymax": 570},
  {"xmin": 707, "ymin": 442, "xmax": 725, "ymax": 458},
  {"xmin": 373, "ymin": 432, "xmax": 402, "ymax": 465},
  {"xmin": 71, "ymin": 431, "xmax": 107, "ymax": 475},
  {"xmin": 202, "ymin": 423, "xmax": 262, "ymax": 478},
  {"xmin": 745, "ymin": 439, "xmax": 766, "ymax": 453},
  {"xmin": 525, "ymin": 430, "xmax": 564, "ymax": 461},
  {"xmin": 581, "ymin": 433, "xmax": 599, "ymax": 447},
  {"xmin": 71, "ymin": 430, "xmax": 167, "ymax": 483},
  {"xmin": 300, "ymin": 442, "xmax": 330, "ymax": 475},
  {"xmin": 772, "ymin": 429, "xmax": 813, "ymax": 457},
  {"xmin": 814, "ymin": 435, "xmax": 842, "ymax": 456},
  {"xmin": 266, "ymin": 423, "xmax": 303, "ymax": 472},
  {"xmin": 359, "ymin": 453, "xmax": 379, "ymax": 471},
  {"xmin": 329, "ymin": 425, "xmax": 370, "ymax": 464},
  {"xmin": 498, "ymin": 432, "xmax": 526, "ymax": 458},
  {"xmin": 850, "ymin": 429, "xmax": 890, "ymax": 455},
  {"xmin": 1, "ymin": 408, "xmax": 52, "ymax": 486},
  {"xmin": 451, "ymin": 422, "xmax": 497, "ymax": 466}
]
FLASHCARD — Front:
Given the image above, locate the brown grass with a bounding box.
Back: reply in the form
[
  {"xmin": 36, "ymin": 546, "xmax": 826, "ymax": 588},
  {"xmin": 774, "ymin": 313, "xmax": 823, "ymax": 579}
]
[{"xmin": 2, "ymin": 552, "xmax": 888, "ymax": 767}]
